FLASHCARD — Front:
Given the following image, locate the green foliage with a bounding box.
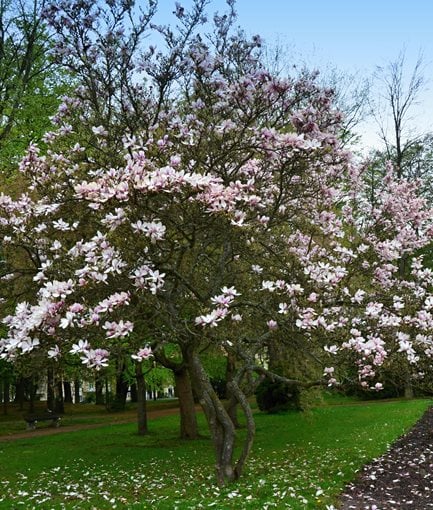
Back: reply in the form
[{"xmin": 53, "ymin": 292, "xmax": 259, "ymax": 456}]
[
  {"xmin": 81, "ymin": 391, "xmax": 97, "ymax": 404},
  {"xmin": 0, "ymin": 76, "xmax": 67, "ymax": 174},
  {"xmin": 145, "ymin": 365, "xmax": 174, "ymax": 394},
  {"xmin": 200, "ymin": 351, "xmax": 227, "ymax": 381},
  {"xmin": 0, "ymin": 1, "xmax": 71, "ymax": 175},
  {"xmin": 255, "ymin": 378, "xmax": 302, "ymax": 413},
  {"xmin": 0, "ymin": 0, "xmax": 60, "ymax": 174},
  {"xmin": 0, "ymin": 359, "xmax": 14, "ymax": 381},
  {"xmin": 201, "ymin": 350, "xmax": 228, "ymax": 398}
]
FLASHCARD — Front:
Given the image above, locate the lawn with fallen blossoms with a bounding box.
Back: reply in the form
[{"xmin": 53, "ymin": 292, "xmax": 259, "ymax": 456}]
[{"xmin": 0, "ymin": 398, "xmax": 429, "ymax": 509}]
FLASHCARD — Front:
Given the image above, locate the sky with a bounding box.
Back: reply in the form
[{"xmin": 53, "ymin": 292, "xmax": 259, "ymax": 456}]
[{"xmin": 155, "ymin": 0, "xmax": 433, "ymax": 149}]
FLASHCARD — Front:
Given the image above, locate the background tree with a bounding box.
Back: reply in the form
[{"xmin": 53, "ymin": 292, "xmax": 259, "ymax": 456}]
[
  {"xmin": 371, "ymin": 51, "xmax": 427, "ymax": 178},
  {"xmin": 0, "ymin": 0, "xmax": 67, "ymax": 174},
  {"xmin": 364, "ymin": 51, "xmax": 433, "ymax": 397}
]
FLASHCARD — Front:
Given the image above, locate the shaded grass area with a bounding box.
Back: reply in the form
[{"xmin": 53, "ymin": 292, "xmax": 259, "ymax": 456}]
[
  {"xmin": 0, "ymin": 399, "xmax": 179, "ymax": 434},
  {"xmin": 0, "ymin": 398, "xmax": 430, "ymax": 509}
]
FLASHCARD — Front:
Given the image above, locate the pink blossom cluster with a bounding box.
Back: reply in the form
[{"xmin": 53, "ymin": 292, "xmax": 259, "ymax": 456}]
[
  {"xmin": 131, "ymin": 346, "xmax": 153, "ymax": 362},
  {"xmin": 130, "ymin": 264, "xmax": 165, "ymax": 295},
  {"xmin": 195, "ymin": 287, "xmax": 241, "ymax": 328}
]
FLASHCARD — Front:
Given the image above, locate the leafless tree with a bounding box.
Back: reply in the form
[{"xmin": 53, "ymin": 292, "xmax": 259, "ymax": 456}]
[{"xmin": 372, "ymin": 50, "xmax": 426, "ymax": 178}]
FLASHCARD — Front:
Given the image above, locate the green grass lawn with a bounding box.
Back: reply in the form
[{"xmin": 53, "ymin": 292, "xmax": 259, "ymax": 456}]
[{"xmin": 0, "ymin": 397, "xmax": 430, "ymax": 509}]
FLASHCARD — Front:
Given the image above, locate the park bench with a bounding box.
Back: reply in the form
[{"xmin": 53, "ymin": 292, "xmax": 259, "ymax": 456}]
[{"xmin": 23, "ymin": 411, "xmax": 61, "ymax": 430}]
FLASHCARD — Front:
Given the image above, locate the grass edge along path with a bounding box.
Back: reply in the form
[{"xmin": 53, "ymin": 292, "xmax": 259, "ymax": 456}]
[{"xmin": 0, "ymin": 398, "xmax": 429, "ymax": 509}]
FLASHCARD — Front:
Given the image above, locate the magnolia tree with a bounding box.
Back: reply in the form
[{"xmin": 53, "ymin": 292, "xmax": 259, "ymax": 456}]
[{"xmin": 2, "ymin": 0, "xmax": 433, "ymax": 486}]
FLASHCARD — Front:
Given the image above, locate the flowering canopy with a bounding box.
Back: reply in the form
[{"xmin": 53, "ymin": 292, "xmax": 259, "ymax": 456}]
[
  {"xmin": 1, "ymin": 0, "xmax": 433, "ymax": 486},
  {"xmin": 1, "ymin": 71, "xmax": 433, "ymax": 391}
]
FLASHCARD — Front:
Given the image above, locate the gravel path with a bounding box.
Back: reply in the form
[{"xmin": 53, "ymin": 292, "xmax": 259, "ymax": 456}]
[{"xmin": 339, "ymin": 406, "xmax": 433, "ymax": 509}]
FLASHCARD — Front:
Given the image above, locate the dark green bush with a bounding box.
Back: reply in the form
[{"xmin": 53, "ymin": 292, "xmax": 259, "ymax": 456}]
[
  {"xmin": 210, "ymin": 377, "xmax": 227, "ymax": 399},
  {"xmin": 255, "ymin": 378, "xmax": 302, "ymax": 413}
]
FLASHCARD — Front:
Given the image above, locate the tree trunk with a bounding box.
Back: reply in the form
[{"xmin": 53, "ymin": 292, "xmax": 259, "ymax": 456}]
[
  {"xmin": 130, "ymin": 383, "xmax": 138, "ymax": 403},
  {"xmin": 111, "ymin": 358, "xmax": 129, "ymax": 411},
  {"xmin": 227, "ymin": 378, "xmax": 256, "ymax": 480},
  {"xmin": 74, "ymin": 379, "xmax": 81, "ymax": 403},
  {"xmin": 115, "ymin": 375, "xmax": 129, "ymax": 409},
  {"xmin": 187, "ymin": 351, "xmax": 256, "ymax": 485},
  {"xmin": 105, "ymin": 379, "xmax": 110, "ymax": 407},
  {"xmin": 225, "ymin": 353, "xmax": 240, "ymax": 428},
  {"xmin": 135, "ymin": 363, "xmax": 148, "ymax": 435},
  {"xmin": 2, "ymin": 380, "xmax": 9, "ymax": 415},
  {"xmin": 153, "ymin": 347, "xmax": 199, "ymax": 440},
  {"xmin": 28, "ymin": 378, "xmax": 37, "ymax": 413},
  {"xmin": 55, "ymin": 380, "xmax": 64, "ymax": 414},
  {"xmin": 47, "ymin": 369, "xmax": 55, "ymax": 410},
  {"xmin": 174, "ymin": 366, "xmax": 199, "ymax": 439},
  {"xmin": 225, "ymin": 396, "xmax": 240, "ymax": 428},
  {"xmin": 63, "ymin": 381, "xmax": 73, "ymax": 403},
  {"xmin": 14, "ymin": 377, "xmax": 26, "ymax": 410},
  {"xmin": 404, "ymin": 369, "xmax": 414, "ymax": 399},
  {"xmin": 95, "ymin": 376, "xmax": 104, "ymax": 405},
  {"xmin": 187, "ymin": 351, "xmax": 237, "ymax": 485}
]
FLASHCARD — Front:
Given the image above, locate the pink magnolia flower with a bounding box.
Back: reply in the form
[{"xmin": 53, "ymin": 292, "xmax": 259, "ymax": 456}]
[
  {"xmin": 365, "ymin": 302, "xmax": 383, "ymax": 318},
  {"xmin": 278, "ymin": 303, "xmax": 289, "ymax": 315},
  {"xmin": 20, "ymin": 338, "xmax": 40, "ymax": 353},
  {"xmin": 103, "ymin": 320, "xmax": 134, "ymax": 338},
  {"xmin": 59, "ymin": 311, "xmax": 75, "ymax": 329},
  {"xmin": 70, "ymin": 339, "xmax": 90, "ymax": 354},
  {"xmin": 69, "ymin": 303, "xmax": 84, "ymax": 313},
  {"xmin": 251, "ymin": 264, "xmax": 263, "ymax": 274},
  {"xmin": 351, "ymin": 289, "xmax": 366, "ymax": 304},
  {"xmin": 131, "ymin": 346, "xmax": 153, "ymax": 362},
  {"xmin": 267, "ymin": 319, "xmax": 278, "ymax": 330},
  {"xmin": 324, "ymin": 345, "xmax": 338, "ymax": 354},
  {"xmin": 195, "ymin": 310, "xmax": 221, "ymax": 328},
  {"xmin": 81, "ymin": 348, "xmax": 109, "ymax": 370},
  {"xmin": 308, "ymin": 292, "xmax": 318, "ymax": 302},
  {"xmin": 261, "ymin": 280, "xmax": 276, "ymax": 292},
  {"xmin": 48, "ymin": 345, "xmax": 61, "ymax": 359},
  {"xmin": 91, "ymin": 125, "xmax": 108, "ymax": 137},
  {"xmin": 220, "ymin": 286, "xmax": 241, "ymax": 297}
]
